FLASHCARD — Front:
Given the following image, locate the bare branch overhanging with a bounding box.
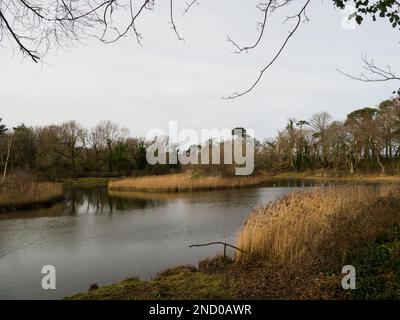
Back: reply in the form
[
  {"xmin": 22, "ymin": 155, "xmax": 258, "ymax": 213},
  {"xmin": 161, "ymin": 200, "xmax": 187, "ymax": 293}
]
[
  {"xmin": 0, "ymin": 0, "xmax": 399, "ymax": 98},
  {"xmin": 224, "ymin": 0, "xmax": 311, "ymax": 99}
]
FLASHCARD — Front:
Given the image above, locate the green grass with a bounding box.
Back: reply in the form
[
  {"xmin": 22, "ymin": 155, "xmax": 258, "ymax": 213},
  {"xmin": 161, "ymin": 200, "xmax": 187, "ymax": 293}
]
[{"xmin": 66, "ymin": 265, "xmax": 234, "ymax": 300}]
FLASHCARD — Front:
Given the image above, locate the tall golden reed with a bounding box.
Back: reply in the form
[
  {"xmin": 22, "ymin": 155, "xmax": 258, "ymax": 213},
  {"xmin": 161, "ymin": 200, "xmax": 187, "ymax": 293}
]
[
  {"xmin": 0, "ymin": 181, "xmax": 63, "ymax": 209},
  {"xmin": 236, "ymin": 185, "xmax": 400, "ymax": 265},
  {"xmin": 109, "ymin": 173, "xmax": 271, "ymax": 192}
]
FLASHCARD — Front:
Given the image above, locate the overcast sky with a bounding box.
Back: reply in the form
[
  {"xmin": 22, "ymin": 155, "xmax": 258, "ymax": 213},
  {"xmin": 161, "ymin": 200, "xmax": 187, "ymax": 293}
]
[{"xmin": 0, "ymin": 0, "xmax": 399, "ymax": 140}]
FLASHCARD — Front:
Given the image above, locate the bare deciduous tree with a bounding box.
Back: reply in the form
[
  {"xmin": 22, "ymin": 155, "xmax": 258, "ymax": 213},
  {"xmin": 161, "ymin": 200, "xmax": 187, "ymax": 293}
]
[
  {"xmin": 55, "ymin": 120, "xmax": 85, "ymax": 173},
  {"xmin": 97, "ymin": 120, "xmax": 120, "ymax": 172}
]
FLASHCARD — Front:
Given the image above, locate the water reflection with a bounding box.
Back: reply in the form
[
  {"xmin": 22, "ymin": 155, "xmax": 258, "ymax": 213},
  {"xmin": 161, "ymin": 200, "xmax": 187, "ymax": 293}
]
[
  {"xmin": 0, "ymin": 203, "xmax": 67, "ymax": 221},
  {"xmin": 0, "ymin": 179, "xmax": 358, "ymax": 222},
  {"xmin": 64, "ymin": 187, "xmax": 164, "ymax": 215}
]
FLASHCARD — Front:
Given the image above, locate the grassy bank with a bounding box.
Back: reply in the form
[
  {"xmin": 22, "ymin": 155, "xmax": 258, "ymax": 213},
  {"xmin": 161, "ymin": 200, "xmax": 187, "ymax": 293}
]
[
  {"xmin": 108, "ymin": 173, "xmax": 273, "ymax": 192},
  {"xmin": 0, "ymin": 173, "xmax": 64, "ymax": 211},
  {"xmin": 67, "ymin": 264, "xmax": 234, "ymax": 300},
  {"xmin": 68, "ymin": 185, "xmax": 400, "ymax": 300}
]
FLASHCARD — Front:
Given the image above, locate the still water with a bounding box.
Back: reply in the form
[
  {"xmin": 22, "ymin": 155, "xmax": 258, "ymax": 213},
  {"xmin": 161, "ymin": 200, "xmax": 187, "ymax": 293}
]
[{"xmin": 0, "ymin": 182, "xmax": 318, "ymax": 299}]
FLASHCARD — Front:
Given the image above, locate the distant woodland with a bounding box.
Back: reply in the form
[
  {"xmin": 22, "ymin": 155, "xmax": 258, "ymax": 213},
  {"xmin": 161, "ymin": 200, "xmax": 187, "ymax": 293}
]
[{"xmin": 1, "ymin": 97, "xmax": 400, "ymax": 179}]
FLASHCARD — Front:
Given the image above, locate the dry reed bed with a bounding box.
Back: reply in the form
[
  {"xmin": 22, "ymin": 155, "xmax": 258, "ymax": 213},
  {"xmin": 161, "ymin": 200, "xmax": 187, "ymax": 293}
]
[
  {"xmin": 236, "ymin": 185, "xmax": 400, "ymax": 266},
  {"xmin": 0, "ymin": 182, "xmax": 64, "ymax": 210},
  {"xmin": 108, "ymin": 173, "xmax": 271, "ymax": 192}
]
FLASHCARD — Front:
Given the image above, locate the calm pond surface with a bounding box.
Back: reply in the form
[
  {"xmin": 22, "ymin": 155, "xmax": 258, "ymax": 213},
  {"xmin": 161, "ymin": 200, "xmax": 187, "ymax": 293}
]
[{"xmin": 0, "ymin": 181, "xmax": 327, "ymax": 299}]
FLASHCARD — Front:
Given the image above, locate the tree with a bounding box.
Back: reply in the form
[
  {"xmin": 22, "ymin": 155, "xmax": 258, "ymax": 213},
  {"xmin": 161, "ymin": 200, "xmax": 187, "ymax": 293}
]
[
  {"xmin": 88, "ymin": 124, "xmax": 105, "ymax": 172},
  {"xmin": 12, "ymin": 123, "xmax": 37, "ymax": 170},
  {"xmin": 345, "ymin": 107, "xmax": 379, "ymax": 172},
  {"xmin": 114, "ymin": 127, "xmax": 130, "ymax": 174},
  {"xmin": 0, "ymin": 119, "xmax": 10, "ymax": 182},
  {"xmin": 377, "ymin": 100, "xmax": 398, "ymax": 158},
  {"xmin": 295, "ymin": 120, "xmax": 311, "ymax": 169},
  {"xmin": 333, "ymin": 0, "xmax": 400, "ymax": 27},
  {"xmin": 309, "ymin": 112, "xmax": 332, "ymax": 167},
  {"xmin": 55, "ymin": 121, "xmax": 85, "ymax": 174},
  {"xmin": 324, "ymin": 121, "xmax": 347, "ymax": 171},
  {"xmin": 35, "ymin": 125, "xmax": 61, "ymax": 177},
  {"xmin": 0, "ymin": 118, "xmax": 7, "ymax": 135},
  {"xmin": 97, "ymin": 120, "xmax": 120, "ymax": 173},
  {"xmin": 1, "ymin": 1, "xmax": 398, "ymax": 97},
  {"xmin": 1, "ymin": 134, "xmax": 12, "ymax": 183},
  {"xmin": 133, "ymin": 139, "xmax": 148, "ymax": 171}
]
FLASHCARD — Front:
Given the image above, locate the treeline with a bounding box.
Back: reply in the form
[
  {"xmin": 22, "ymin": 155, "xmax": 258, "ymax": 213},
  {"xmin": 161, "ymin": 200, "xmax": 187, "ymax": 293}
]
[
  {"xmin": 1, "ymin": 96, "xmax": 400, "ymax": 179},
  {"xmin": 0, "ymin": 120, "xmax": 178, "ymax": 179},
  {"xmin": 255, "ymin": 97, "xmax": 400, "ymax": 175}
]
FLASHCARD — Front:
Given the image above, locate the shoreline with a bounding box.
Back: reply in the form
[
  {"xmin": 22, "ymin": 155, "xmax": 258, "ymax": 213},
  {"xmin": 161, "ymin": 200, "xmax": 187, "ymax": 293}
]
[
  {"xmin": 67, "ymin": 239, "xmax": 400, "ymax": 300},
  {"xmin": 272, "ymin": 172, "xmax": 400, "ymax": 183},
  {"xmin": 0, "ymin": 195, "xmax": 65, "ymax": 212}
]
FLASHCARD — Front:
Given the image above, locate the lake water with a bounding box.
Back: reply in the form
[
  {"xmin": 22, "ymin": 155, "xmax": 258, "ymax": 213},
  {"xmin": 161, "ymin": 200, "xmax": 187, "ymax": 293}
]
[{"xmin": 0, "ymin": 181, "xmax": 319, "ymax": 299}]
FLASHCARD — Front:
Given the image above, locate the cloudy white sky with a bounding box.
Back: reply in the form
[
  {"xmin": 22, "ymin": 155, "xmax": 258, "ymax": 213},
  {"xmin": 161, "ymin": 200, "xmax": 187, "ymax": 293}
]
[{"xmin": 0, "ymin": 0, "xmax": 399, "ymax": 140}]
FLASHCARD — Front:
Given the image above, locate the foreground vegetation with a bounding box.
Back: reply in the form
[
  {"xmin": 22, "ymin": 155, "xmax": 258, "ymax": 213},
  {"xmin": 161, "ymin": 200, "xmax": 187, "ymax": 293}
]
[
  {"xmin": 67, "ymin": 265, "xmax": 234, "ymax": 300},
  {"xmin": 68, "ymin": 185, "xmax": 400, "ymax": 300},
  {"xmin": 108, "ymin": 173, "xmax": 273, "ymax": 192},
  {"xmin": 0, "ymin": 173, "xmax": 64, "ymax": 211},
  {"xmin": 236, "ymin": 185, "xmax": 400, "ymax": 264}
]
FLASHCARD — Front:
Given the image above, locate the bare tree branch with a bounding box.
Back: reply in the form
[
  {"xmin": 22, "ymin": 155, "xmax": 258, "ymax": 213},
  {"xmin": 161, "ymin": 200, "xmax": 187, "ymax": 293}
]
[
  {"xmin": 338, "ymin": 54, "xmax": 400, "ymax": 83},
  {"xmin": 183, "ymin": 0, "xmax": 199, "ymax": 15},
  {"xmin": 169, "ymin": 0, "xmax": 184, "ymax": 41},
  {"xmin": 0, "ymin": 0, "xmax": 158, "ymax": 61},
  {"xmin": 0, "ymin": 8, "xmax": 39, "ymax": 62},
  {"xmin": 224, "ymin": 0, "xmax": 311, "ymax": 99},
  {"xmin": 227, "ymin": 1, "xmax": 273, "ymax": 54},
  {"xmin": 227, "ymin": 1, "xmax": 292, "ymax": 54}
]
